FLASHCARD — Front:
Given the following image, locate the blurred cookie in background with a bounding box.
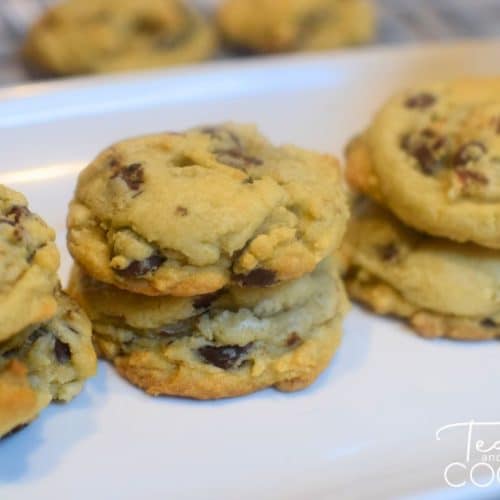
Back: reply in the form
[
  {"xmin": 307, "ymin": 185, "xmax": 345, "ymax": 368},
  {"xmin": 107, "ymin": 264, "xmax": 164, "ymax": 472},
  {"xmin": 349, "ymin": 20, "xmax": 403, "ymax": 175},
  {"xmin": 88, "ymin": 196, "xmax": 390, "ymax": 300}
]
[
  {"xmin": 217, "ymin": 0, "xmax": 375, "ymax": 54},
  {"xmin": 23, "ymin": 0, "xmax": 217, "ymax": 76}
]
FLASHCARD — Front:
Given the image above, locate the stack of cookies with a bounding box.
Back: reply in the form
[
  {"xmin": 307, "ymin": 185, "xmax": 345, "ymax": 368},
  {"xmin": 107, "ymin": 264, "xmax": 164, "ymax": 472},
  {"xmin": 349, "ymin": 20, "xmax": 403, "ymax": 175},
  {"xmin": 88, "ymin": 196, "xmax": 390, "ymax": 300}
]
[
  {"xmin": 0, "ymin": 185, "xmax": 96, "ymax": 438},
  {"xmin": 342, "ymin": 78, "xmax": 500, "ymax": 340},
  {"xmin": 66, "ymin": 123, "xmax": 349, "ymax": 399}
]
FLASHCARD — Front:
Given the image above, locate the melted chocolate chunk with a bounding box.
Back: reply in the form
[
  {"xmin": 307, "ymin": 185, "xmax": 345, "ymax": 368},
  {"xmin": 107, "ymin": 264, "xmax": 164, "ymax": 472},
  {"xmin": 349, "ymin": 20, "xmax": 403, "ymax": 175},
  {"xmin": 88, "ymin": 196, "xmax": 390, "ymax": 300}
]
[
  {"xmin": 286, "ymin": 332, "xmax": 302, "ymax": 347},
  {"xmin": 404, "ymin": 93, "xmax": 436, "ymax": 109},
  {"xmin": 7, "ymin": 206, "xmax": 30, "ymax": 223},
  {"xmin": 401, "ymin": 134, "xmax": 445, "ymax": 175},
  {"xmin": 413, "ymin": 144, "xmax": 442, "ymax": 175},
  {"xmin": 201, "ymin": 127, "xmax": 241, "ymax": 148},
  {"xmin": 114, "ymin": 253, "xmax": 166, "ymax": 278},
  {"xmin": 452, "ymin": 141, "xmax": 487, "ymax": 167},
  {"xmin": 54, "ymin": 338, "xmax": 71, "ymax": 363},
  {"xmin": 175, "ymin": 206, "xmax": 188, "ymax": 216},
  {"xmin": 243, "ymin": 177, "xmax": 254, "ymax": 185},
  {"xmin": 233, "ymin": 268, "xmax": 277, "ymax": 287},
  {"xmin": 198, "ymin": 344, "xmax": 252, "ymax": 370},
  {"xmin": 481, "ymin": 318, "xmax": 497, "ymax": 328},
  {"xmin": 456, "ymin": 169, "xmax": 488, "ymax": 185},
  {"xmin": 193, "ymin": 290, "xmax": 223, "ymax": 310},
  {"xmin": 216, "ymin": 149, "xmax": 263, "ymax": 169},
  {"xmin": 431, "ymin": 135, "xmax": 448, "ymax": 151},
  {"xmin": 112, "ymin": 163, "xmax": 144, "ymax": 190},
  {"xmin": 109, "ymin": 157, "xmax": 120, "ymax": 168},
  {"xmin": 28, "ymin": 328, "xmax": 47, "ymax": 344},
  {"xmin": 377, "ymin": 242, "xmax": 399, "ymax": 262}
]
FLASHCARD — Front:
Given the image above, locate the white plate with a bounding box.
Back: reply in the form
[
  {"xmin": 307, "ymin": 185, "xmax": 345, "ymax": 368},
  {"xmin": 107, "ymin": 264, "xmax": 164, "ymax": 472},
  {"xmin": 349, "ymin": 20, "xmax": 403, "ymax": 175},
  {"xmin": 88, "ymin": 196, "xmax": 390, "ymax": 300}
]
[{"xmin": 2, "ymin": 41, "xmax": 500, "ymax": 500}]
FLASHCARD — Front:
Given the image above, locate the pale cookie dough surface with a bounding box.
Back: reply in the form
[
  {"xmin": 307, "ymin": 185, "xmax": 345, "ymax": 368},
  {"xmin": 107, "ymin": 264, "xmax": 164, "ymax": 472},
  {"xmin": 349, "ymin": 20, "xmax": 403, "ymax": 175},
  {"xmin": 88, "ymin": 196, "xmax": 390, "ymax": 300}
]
[
  {"xmin": 217, "ymin": 0, "xmax": 374, "ymax": 54},
  {"xmin": 24, "ymin": 0, "xmax": 217, "ymax": 76},
  {"xmin": 0, "ymin": 292, "xmax": 97, "ymax": 437},
  {"xmin": 0, "ymin": 184, "xmax": 60, "ymax": 342},
  {"xmin": 350, "ymin": 78, "xmax": 500, "ymax": 248},
  {"xmin": 68, "ymin": 258, "xmax": 348, "ymax": 399},
  {"xmin": 342, "ymin": 197, "xmax": 500, "ymax": 340},
  {"xmin": 67, "ymin": 123, "xmax": 348, "ymax": 296}
]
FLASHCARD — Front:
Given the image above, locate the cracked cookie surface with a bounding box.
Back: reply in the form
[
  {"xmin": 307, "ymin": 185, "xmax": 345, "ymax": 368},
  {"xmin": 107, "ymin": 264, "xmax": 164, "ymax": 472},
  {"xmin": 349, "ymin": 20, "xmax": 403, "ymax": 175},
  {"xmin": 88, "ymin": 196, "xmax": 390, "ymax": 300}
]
[
  {"xmin": 347, "ymin": 78, "xmax": 500, "ymax": 248},
  {"xmin": 217, "ymin": 0, "xmax": 374, "ymax": 54},
  {"xmin": 0, "ymin": 292, "xmax": 97, "ymax": 437},
  {"xmin": 0, "ymin": 184, "xmax": 60, "ymax": 342},
  {"xmin": 341, "ymin": 197, "xmax": 500, "ymax": 340},
  {"xmin": 24, "ymin": 0, "xmax": 217, "ymax": 75},
  {"xmin": 68, "ymin": 258, "xmax": 347, "ymax": 399},
  {"xmin": 67, "ymin": 123, "xmax": 348, "ymax": 296}
]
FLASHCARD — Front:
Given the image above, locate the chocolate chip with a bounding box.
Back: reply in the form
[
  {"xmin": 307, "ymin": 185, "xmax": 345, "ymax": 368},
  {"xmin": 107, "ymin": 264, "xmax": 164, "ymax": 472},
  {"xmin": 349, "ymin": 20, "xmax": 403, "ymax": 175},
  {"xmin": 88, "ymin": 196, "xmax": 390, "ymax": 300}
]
[
  {"xmin": 175, "ymin": 206, "xmax": 188, "ymax": 216},
  {"xmin": 413, "ymin": 144, "xmax": 442, "ymax": 175},
  {"xmin": 405, "ymin": 93, "xmax": 436, "ymax": 109},
  {"xmin": 286, "ymin": 333, "xmax": 302, "ymax": 347},
  {"xmin": 28, "ymin": 328, "xmax": 47, "ymax": 344},
  {"xmin": 198, "ymin": 344, "xmax": 252, "ymax": 370},
  {"xmin": 112, "ymin": 163, "xmax": 144, "ymax": 190},
  {"xmin": 216, "ymin": 149, "xmax": 263, "ymax": 169},
  {"xmin": 455, "ymin": 169, "xmax": 488, "ymax": 185},
  {"xmin": 193, "ymin": 290, "xmax": 223, "ymax": 309},
  {"xmin": 453, "ymin": 141, "xmax": 487, "ymax": 167},
  {"xmin": 7, "ymin": 206, "xmax": 30, "ymax": 223},
  {"xmin": 377, "ymin": 242, "xmax": 399, "ymax": 262},
  {"xmin": 243, "ymin": 177, "xmax": 254, "ymax": 184},
  {"xmin": 114, "ymin": 253, "xmax": 166, "ymax": 278},
  {"xmin": 54, "ymin": 338, "xmax": 71, "ymax": 363},
  {"xmin": 233, "ymin": 268, "xmax": 277, "ymax": 287},
  {"xmin": 109, "ymin": 157, "xmax": 120, "ymax": 168},
  {"xmin": 201, "ymin": 127, "xmax": 242, "ymax": 148},
  {"xmin": 432, "ymin": 136, "xmax": 448, "ymax": 151},
  {"xmin": 481, "ymin": 318, "xmax": 497, "ymax": 328}
]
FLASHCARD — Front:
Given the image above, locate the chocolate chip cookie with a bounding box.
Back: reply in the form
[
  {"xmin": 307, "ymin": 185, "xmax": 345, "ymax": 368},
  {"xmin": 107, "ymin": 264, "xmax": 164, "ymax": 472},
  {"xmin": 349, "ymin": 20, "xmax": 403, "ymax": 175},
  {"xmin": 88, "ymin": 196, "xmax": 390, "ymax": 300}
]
[
  {"xmin": 24, "ymin": 0, "xmax": 217, "ymax": 76},
  {"xmin": 0, "ymin": 185, "xmax": 60, "ymax": 342},
  {"xmin": 342, "ymin": 197, "xmax": 500, "ymax": 340},
  {"xmin": 68, "ymin": 258, "xmax": 347, "ymax": 398},
  {"xmin": 347, "ymin": 78, "xmax": 500, "ymax": 248},
  {"xmin": 217, "ymin": 0, "xmax": 374, "ymax": 54},
  {"xmin": 0, "ymin": 292, "xmax": 97, "ymax": 437},
  {"xmin": 67, "ymin": 123, "xmax": 348, "ymax": 296}
]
